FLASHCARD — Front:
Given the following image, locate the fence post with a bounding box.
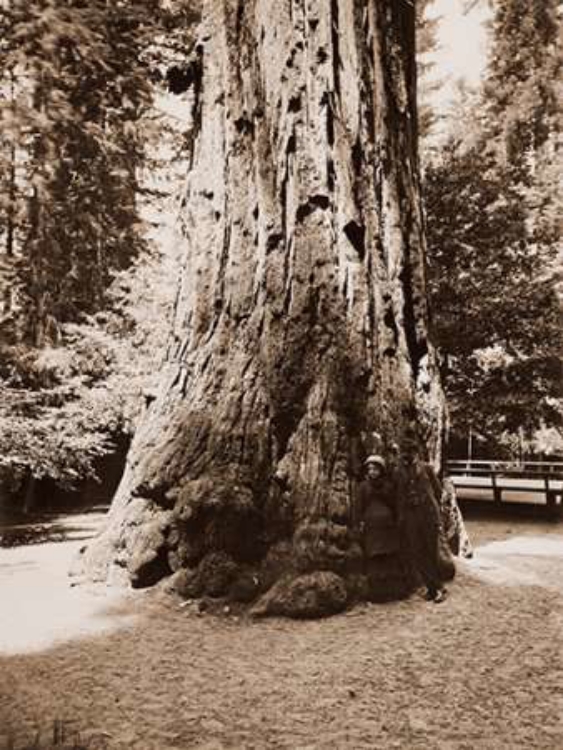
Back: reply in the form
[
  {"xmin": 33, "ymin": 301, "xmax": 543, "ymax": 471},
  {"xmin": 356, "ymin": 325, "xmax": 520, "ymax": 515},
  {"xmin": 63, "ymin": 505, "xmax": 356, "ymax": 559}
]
[
  {"xmin": 545, "ymin": 476, "xmax": 557, "ymax": 512},
  {"xmin": 491, "ymin": 472, "xmax": 502, "ymax": 504}
]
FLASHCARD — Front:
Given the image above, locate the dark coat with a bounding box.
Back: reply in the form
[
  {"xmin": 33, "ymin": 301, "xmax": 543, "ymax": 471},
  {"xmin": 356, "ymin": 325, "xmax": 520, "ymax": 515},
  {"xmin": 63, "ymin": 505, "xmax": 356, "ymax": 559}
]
[
  {"xmin": 356, "ymin": 475, "xmax": 400, "ymax": 557},
  {"xmin": 398, "ymin": 461, "xmax": 454, "ymax": 588}
]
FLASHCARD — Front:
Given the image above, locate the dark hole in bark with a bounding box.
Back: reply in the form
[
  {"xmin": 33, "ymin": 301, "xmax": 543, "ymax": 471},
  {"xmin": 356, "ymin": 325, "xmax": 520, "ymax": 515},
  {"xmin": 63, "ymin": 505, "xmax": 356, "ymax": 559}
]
[
  {"xmin": 272, "ymin": 404, "xmax": 305, "ymax": 458},
  {"xmin": 234, "ymin": 116, "xmax": 254, "ymax": 136},
  {"xmin": 383, "ymin": 307, "xmax": 399, "ymax": 347},
  {"xmin": 317, "ymin": 47, "xmax": 329, "ymax": 64},
  {"xmin": 351, "ymin": 139, "xmax": 362, "ymax": 174},
  {"xmin": 288, "ymin": 95, "xmax": 302, "ymax": 113},
  {"xmin": 267, "ymin": 233, "xmax": 284, "ymax": 252},
  {"xmin": 235, "ymin": 0, "xmax": 244, "ymax": 35},
  {"xmin": 326, "ymin": 104, "xmax": 334, "ymax": 147},
  {"xmin": 365, "ymin": 294, "xmax": 375, "ymax": 337},
  {"xmin": 253, "ymin": 205, "xmax": 259, "ymax": 220},
  {"xmin": 330, "ymin": 0, "xmax": 341, "ymax": 94},
  {"xmin": 309, "ymin": 18, "xmax": 319, "ymax": 31},
  {"xmin": 307, "ymin": 286, "xmax": 320, "ymax": 326},
  {"xmin": 383, "ymin": 347, "xmax": 396, "ymax": 358},
  {"xmin": 343, "ymin": 221, "xmax": 366, "ymax": 260},
  {"xmin": 215, "ymin": 211, "xmax": 221, "ymax": 221},
  {"xmin": 133, "ymin": 480, "xmax": 169, "ymax": 506},
  {"xmin": 287, "ymin": 133, "xmax": 296, "ymax": 156},
  {"xmin": 131, "ymin": 544, "xmax": 172, "ymax": 589},
  {"xmin": 296, "ymin": 195, "xmax": 330, "ymax": 223},
  {"xmin": 327, "ymin": 158, "xmax": 335, "ymax": 192},
  {"xmin": 280, "ymin": 167, "xmax": 288, "ymax": 236},
  {"xmin": 202, "ymin": 190, "xmax": 214, "ymax": 200}
]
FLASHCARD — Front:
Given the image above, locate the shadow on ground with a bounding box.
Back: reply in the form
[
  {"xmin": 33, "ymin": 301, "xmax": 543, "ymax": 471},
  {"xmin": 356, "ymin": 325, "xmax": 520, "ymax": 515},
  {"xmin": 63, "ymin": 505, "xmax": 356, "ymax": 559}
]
[
  {"xmin": 0, "ymin": 506, "xmax": 109, "ymax": 548},
  {"xmin": 0, "ymin": 512, "xmax": 562, "ymax": 749}
]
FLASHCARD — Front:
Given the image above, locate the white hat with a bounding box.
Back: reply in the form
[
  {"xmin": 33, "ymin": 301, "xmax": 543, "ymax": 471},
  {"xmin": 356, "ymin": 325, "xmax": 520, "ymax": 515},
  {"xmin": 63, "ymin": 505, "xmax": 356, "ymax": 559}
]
[{"xmin": 364, "ymin": 455, "xmax": 385, "ymax": 468}]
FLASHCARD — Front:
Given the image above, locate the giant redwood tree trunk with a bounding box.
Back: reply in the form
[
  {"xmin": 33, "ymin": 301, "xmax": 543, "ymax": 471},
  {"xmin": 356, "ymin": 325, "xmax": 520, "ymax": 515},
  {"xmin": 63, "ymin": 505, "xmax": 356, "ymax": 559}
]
[{"xmin": 81, "ymin": 0, "xmax": 446, "ymax": 613}]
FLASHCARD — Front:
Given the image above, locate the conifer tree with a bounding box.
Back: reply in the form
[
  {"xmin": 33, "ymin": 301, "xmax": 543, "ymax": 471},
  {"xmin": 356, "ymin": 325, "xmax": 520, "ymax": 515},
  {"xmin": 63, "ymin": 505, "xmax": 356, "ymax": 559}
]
[
  {"xmin": 423, "ymin": 0, "xmax": 562, "ymax": 452},
  {"xmin": 0, "ymin": 0, "xmax": 199, "ymax": 489}
]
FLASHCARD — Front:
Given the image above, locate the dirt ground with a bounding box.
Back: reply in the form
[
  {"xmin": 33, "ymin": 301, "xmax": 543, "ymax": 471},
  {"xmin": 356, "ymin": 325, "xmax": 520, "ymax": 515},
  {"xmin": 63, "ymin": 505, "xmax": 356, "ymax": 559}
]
[{"xmin": 1, "ymin": 512, "xmax": 562, "ymax": 750}]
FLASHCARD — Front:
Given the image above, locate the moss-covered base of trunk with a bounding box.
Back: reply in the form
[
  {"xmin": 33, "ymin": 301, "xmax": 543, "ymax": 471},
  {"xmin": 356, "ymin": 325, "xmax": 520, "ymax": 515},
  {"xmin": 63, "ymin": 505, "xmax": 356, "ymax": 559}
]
[{"xmin": 76, "ymin": 489, "xmax": 423, "ymax": 618}]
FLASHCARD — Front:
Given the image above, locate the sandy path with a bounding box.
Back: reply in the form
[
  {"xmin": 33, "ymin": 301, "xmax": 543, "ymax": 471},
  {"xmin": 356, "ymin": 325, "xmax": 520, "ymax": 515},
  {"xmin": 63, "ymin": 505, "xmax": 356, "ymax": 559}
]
[
  {"xmin": 0, "ymin": 512, "xmax": 135, "ymax": 655},
  {"xmin": 1, "ymin": 515, "xmax": 562, "ymax": 749}
]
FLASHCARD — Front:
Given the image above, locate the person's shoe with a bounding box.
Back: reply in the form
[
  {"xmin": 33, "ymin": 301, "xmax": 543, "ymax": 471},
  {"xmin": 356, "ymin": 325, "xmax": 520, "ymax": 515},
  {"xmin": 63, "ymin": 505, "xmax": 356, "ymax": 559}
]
[
  {"xmin": 433, "ymin": 588, "xmax": 448, "ymax": 604},
  {"xmin": 423, "ymin": 588, "xmax": 437, "ymax": 601}
]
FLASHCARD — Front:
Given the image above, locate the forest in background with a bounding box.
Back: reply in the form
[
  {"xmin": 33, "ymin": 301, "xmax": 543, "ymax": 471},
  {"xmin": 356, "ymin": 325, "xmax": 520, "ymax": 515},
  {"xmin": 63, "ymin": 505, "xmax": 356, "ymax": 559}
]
[
  {"xmin": 0, "ymin": 0, "xmax": 561, "ymax": 504},
  {"xmin": 420, "ymin": 0, "xmax": 561, "ymax": 460},
  {"xmin": 0, "ymin": 0, "xmax": 201, "ymax": 499}
]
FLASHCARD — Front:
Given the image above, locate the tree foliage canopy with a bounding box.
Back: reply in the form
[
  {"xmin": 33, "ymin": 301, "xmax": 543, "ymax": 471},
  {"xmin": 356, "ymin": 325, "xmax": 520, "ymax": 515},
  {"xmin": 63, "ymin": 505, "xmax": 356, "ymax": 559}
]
[
  {"xmin": 423, "ymin": 0, "xmax": 562, "ymax": 453},
  {"xmin": 0, "ymin": 0, "xmax": 199, "ymax": 487}
]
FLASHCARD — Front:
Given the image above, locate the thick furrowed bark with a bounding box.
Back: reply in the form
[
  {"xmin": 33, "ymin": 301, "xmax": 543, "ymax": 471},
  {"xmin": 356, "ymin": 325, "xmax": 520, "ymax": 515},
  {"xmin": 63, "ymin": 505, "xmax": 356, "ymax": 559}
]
[{"xmin": 81, "ymin": 0, "xmax": 446, "ymax": 610}]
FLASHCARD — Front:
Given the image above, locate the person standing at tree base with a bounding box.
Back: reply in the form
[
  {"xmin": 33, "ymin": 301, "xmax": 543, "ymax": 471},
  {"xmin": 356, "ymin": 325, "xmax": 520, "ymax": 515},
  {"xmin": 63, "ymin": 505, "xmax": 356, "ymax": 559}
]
[
  {"xmin": 398, "ymin": 444, "xmax": 454, "ymax": 604},
  {"xmin": 356, "ymin": 455, "xmax": 412, "ymax": 603}
]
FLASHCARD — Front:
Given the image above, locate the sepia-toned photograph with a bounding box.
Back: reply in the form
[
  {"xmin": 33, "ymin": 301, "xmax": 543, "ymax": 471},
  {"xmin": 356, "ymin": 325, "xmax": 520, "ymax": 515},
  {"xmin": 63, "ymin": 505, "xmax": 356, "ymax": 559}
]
[{"xmin": 1, "ymin": 1, "xmax": 561, "ymax": 748}]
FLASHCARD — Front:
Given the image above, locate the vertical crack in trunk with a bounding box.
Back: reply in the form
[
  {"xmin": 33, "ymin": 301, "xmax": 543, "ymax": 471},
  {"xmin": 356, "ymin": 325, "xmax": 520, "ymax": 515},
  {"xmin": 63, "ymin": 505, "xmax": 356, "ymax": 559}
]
[{"xmin": 330, "ymin": 0, "xmax": 341, "ymax": 97}]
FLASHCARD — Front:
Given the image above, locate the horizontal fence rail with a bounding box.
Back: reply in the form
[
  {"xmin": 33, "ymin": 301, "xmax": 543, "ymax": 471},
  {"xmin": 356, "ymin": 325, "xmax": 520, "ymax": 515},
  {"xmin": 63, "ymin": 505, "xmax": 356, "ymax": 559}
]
[{"xmin": 447, "ymin": 460, "xmax": 563, "ymax": 511}]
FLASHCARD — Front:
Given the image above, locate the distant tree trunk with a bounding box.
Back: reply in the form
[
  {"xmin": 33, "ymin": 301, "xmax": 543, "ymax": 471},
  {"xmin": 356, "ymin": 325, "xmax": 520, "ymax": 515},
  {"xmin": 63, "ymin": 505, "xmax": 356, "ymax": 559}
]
[
  {"xmin": 82, "ymin": 0, "xmax": 446, "ymax": 609},
  {"xmin": 3, "ymin": 71, "xmax": 17, "ymax": 314},
  {"xmin": 27, "ymin": 74, "xmax": 49, "ymax": 347},
  {"xmin": 3, "ymin": 142, "xmax": 16, "ymax": 315},
  {"xmin": 6, "ymin": 142, "xmax": 15, "ymax": 258},
  {"xmin": 23, "ymin": 474, "xmax": 37, "ymax": 515}
]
